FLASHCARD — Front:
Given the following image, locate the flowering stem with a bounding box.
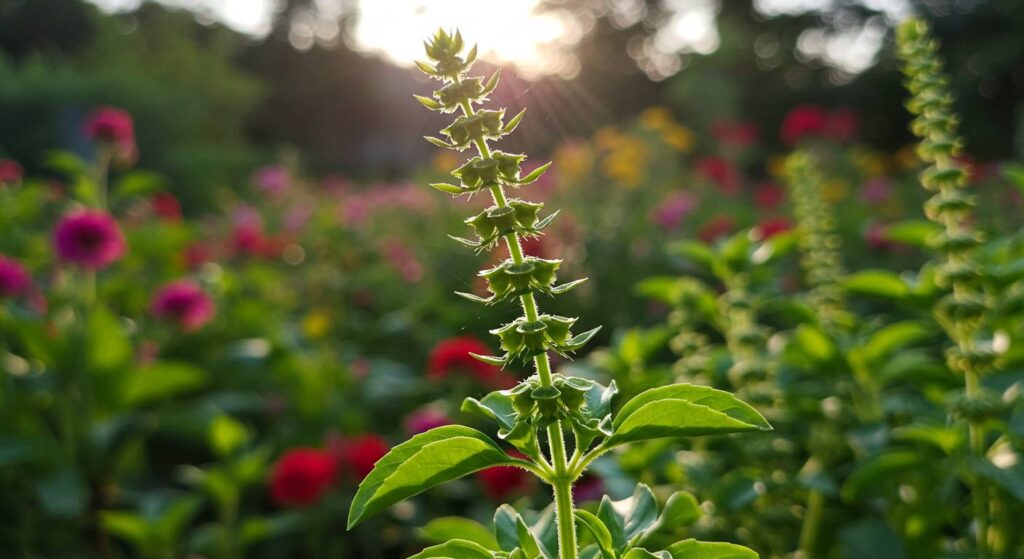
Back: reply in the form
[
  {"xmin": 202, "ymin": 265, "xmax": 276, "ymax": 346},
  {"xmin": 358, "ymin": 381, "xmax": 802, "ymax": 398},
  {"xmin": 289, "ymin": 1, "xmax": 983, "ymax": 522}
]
[{"xmin": 456, "ymin": 83, "xmax": 577, "ymax": 559}]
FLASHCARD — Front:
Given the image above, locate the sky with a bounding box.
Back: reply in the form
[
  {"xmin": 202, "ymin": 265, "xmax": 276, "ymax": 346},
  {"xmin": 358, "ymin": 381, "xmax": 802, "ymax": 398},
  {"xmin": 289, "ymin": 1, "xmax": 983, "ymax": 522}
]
[{"xmin": 88, "ymin": 0, "xmax": 911, "ymax": 79}]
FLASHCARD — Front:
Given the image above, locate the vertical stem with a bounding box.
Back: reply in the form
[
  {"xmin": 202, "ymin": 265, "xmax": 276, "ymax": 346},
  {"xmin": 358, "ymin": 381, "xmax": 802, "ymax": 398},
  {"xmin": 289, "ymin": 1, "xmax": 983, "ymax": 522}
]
[
  {"xmin": 457, "ymin": 83, "xmax": 576, "ymax": 558},
  {"xmin": 965, "ymin": 368, "xmax": 989, "ymax": 558},
  {"xmin": 798, "ymin": 489, "xmax": 825, "ymax": 558}
]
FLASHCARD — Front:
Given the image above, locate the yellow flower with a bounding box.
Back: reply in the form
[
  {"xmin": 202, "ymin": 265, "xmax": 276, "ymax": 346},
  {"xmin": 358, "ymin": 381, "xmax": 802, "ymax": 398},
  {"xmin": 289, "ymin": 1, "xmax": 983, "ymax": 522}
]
[
  {"xmin": 303, "ymin": 309, "xmax": 331, "ymax": 339},
  {"xmin": 850, "ymin": 148, "xmax": 888, "ymax": 177},
  {"xmin": 767, "ymin": 155, "xmax": 789, "ymax": 179},
  {"xmin": 432, "ymin": 150, "xmax": 460, "ymax": 174},
  {"xmin": 594, "ymin": 126, "xmax": 624, "ymax": 151},
  {"xmin": 601, "ymin": 137, "xmax": 649, "ymax": 189},
  {"xmin": 554, "ymin": 141, "xmax": 594, "ymax": 186},
  {"xmin": 822, "ymin": 179, "xmax": 849, "ymax": 202},
  {"xmin": 661, "ymin": 123, "xmax": 695, "ymax": 153},
  {"xmin": 893, "ymin": 144, "xmax": 920, "ymax": 171},
  {"xmin": 639, "ymin": 106, "xmax": 674, "ymax": 130}
]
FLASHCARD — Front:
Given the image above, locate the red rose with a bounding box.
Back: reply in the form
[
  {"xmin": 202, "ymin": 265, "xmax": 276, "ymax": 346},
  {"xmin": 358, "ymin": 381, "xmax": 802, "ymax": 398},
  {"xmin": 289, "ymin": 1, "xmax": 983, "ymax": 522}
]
[
  {"xmin": 0, "ymin": 159, "xmax": 24, "ymax": 185},
  {"xmin": 344, "ymin": 434, "xmax": 390, "ymax": 481},
  {"xmin": 695, "ymin": 155, "xmax": 741, "ymax": 196},
  {"xmin": 151, "ymin": 192, "xmax": 182, "ymax": 221},
  {"xmin": 697, "ymin": 215, "xmax": 735, "ymax": 243},
  {"xmin": 477, "ymin": 450, "xmax": 532, "ymax": 500},
  {"xmin": 427, "ymin": 336, "xmax": 508, "ymax": 387},
  {"xmin": 755, "ymin": 217, "xmax": 793, "ymax": 239},
  {"xmin": 269, "ymin": 448, "xmax": 338, "ymax": 508},
  {"xmin": 753, "ymin": 182, "xmax": 785, "ymax": 210},
  {"xmin": 780, "ymin": 106, "xmax": 827, "ymax": 145}
]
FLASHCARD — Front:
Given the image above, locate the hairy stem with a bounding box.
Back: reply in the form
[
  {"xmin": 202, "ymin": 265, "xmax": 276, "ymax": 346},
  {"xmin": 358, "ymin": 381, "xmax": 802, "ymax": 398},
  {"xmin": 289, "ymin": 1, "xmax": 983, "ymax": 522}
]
[{"xmin": 457, "ymin": 90, "xmax": 577, "ymax": 558}]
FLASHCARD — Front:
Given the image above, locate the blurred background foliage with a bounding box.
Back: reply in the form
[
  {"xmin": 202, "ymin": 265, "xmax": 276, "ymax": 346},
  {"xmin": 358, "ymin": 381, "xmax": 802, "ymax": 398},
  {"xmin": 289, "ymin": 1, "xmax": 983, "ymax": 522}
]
[{"xmin": 3, "ymin": 0, "xmax": 1024, "ymax": 209}]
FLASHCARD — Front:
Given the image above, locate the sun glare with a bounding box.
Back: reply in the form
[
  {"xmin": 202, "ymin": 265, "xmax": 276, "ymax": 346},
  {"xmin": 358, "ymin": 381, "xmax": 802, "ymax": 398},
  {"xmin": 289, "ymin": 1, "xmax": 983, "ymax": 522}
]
[{"xmin": 350, "ymin": 1, "xmax": 586, "ymax": 79}]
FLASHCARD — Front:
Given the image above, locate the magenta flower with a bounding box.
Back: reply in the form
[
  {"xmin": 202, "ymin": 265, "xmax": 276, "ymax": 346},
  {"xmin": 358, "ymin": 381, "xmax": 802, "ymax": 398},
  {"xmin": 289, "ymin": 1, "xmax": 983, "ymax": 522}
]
[
  {"xmin": 404, "ymin": 408, "xmax": 451, "ymax": 436},
  {"xmin": 150, "ymin": 280, "xmax": 214, "ymax": 332},
  {"xmin": 84, "ymin": 106, "xmax": 135, "ymax": 146},
  {"xmin": 0, "ymin": 255, "xmax": 31, "ymax": 299},
  {"xmin": 54, "ymin": 210, "xmax": 127, "ymax": 269},
  {"xmin": 252, "ymin": 165, "xmax": 291, "ymax": 197},
  {"xmin": 780, "ymin": 106, "xmax": 827, "ymax": 145},
  {"xmin": 0, "ymin": 159, "xmax": 24, "ymax": 186},
  {"xmin": 859, "ymin": 177, "xmax": 893, "ymax": 205},
  {"xmin": 652, "ymin": 192, "xmax": 697, "ymax": 232}
]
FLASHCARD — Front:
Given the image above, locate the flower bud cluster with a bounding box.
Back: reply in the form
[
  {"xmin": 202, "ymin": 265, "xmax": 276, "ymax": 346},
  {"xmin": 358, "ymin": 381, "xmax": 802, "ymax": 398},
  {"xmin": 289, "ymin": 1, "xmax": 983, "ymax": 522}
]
[
  {"xmin": 896, "ymin": 20, "xmax": 995, "ymax": 377},
  {"xmin": 784, "ymin": 152, "xmax": 849, "ymax": 332},
  {"xmin": 417, "ymin": 30, "xmax": 600, "ymax": 370}
]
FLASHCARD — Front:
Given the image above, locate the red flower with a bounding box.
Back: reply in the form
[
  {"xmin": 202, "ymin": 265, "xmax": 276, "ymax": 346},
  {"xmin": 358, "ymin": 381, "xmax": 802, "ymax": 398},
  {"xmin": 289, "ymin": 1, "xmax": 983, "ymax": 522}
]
[
  {"xmin": 0, "ymin": 159, "xmax": 24, "ymax": 185},
  {"xmin": 780, "ymin": 106, "xmax": 827, "ymax": 145},
  {"xmin": 755, "ymin": 217, "xmax": 793, "ymax": 239},
  {"xmin": 695, "ymin": 156, "xmax": 741, "ymax": 196},
  {"xmin": 477, "ymin": 450, "xmax": 531, "ymax": 500},
  {"xmin": 711, "ymin": 120, "xmax": 758, "ymax": 148},
  {"xmin": 150, "ymin": 280, "xmax": 214, "ymax": 332},
  {"xmin": 651, "ymin": 192, "xmax": 697, "ymax": 233},
  {"xmin": 697, "ymin": 215, "xmax": 735, "ymax": 243},
  {"xmin": 0, "ymin": 255, "xmax": 31, "ymax": 299},
  {"xmin": 427, "ymin": 336, "xmax": 506, "ymax": 387},
  {"xmin": 753, "ymin": 182, "xmax": 785, "ymax": 209},
  {"xmin": 344, "ymin": 435, "xmax": 390, "ymax": 481},
  {"xmin": 53, "ymin": 210, "xmax": 127, "ymax": 269},
  {"xmin": 183, "ymin": 242, "xmax": 214, "ymax": 270},
  {"xmin": 84, "ymin": 106, "xmax": 135, "ymax": 146},
  {"xmin": 825, "ymin": 109, "xmax": 858, "ymax": 142},
  {"xmin": 269, "ymin": 448, "xmax": 338, "ymax": 508},
  {"xmin": 151, "ymin": 192, "xmax": 182, "ymax": 221}
]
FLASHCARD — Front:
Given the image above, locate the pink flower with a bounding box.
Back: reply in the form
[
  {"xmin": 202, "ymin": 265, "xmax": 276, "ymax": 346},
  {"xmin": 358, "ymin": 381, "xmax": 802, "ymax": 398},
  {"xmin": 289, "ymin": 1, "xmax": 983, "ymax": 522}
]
[
  {"xmin": 150, "ymin": 280, "xmax": 214, "ymax": 332},
  {"xmin": 780, "ymin": 106, "xmax": 827, "ymax": 145},
  {"xmin": 151, "ymin": 192, "xmax": 182, "ymax": 221},
  {"xmin": 652, "ymin": 192, "xmax": 697, "ymax": 232},
  {"xmin": 269, "ymin": 448, "xmax": 338, "ymax": 508},
  {"xmin": 381, "ymin": 238, "xmax": 424, "ymax": 283},
  {"xmin": 404, "ymin": 408, "xmax": 451, "ymax": 436},
  {"xmin": 754, "ymin": 182, "xmax": 785, "ymax": 209},
  {"xmin": 695, "ymin": 156, "xmax": 741, "ymax": 196},
  {"xmin": 53, "ymin": 210, "xmax": 127, "ymax": 269},
  {"xmin": 0, "ymin": 159, "xmax": 24, "ymax": 185},
  {"xmin": 0, "ymin": 255, "xmax": 31, "ymax": 299},
  {"xmin": 427, "ymin": 336, "xmax": 508, "ymax": 387},
  {"xmin": 859, "ymin": 177, "xmax": 892, "ymax": 205},
  {"xmin": 84, "ymin": 106, "xmax": 135, "ymax": 146},
  {"xmin": 252, "ymin": 166, "xmax": 291, "ymax": 197}
]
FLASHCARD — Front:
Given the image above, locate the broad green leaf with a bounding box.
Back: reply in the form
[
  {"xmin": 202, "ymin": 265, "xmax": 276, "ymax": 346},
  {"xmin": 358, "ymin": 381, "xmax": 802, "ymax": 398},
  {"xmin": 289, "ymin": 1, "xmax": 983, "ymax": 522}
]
[
  {"xmin": 408, "ymin": 539, "xmax": 496, "ymax": 559},
  {"xmin": 87, "ymin": 306, "xmax": 132, "ymax": 374},
  {"xmin": 608, "ymin": 384, "xmax": 769, "ymax": 446},
  {"xmin": 658, "ymin": 491, "xmax": 701, "ymax": 528},
  {"xmin": 665, "ymin": 539, "xmax": 759, "ymax": 558},
  {"xmin": 791, "ymin": 324, "xmax": 837, "ymax": 362},
  {"xmin": 494, "ymin": 505, "xmax": 522, "ymax": 552},
  {"xmin": 101, "ymin": 512, "xmax": 150, "ymax": 543},
  {"xmin": 121, "ymin": 362, "xmax": 206, "ymax": 407},
  {"xmin": 36, "ymin": 465, "xmax": 87, "ymax": 517},
  {"xmin": 114, "ymin": 171, "xmax": 165, "ymax": 200},
  {"xmin": 884, "ymin": 220, "xmax": 942, "ymax": 248},
  {"xmin": 622, "ymin": 484, "xmax": 659, "ymax": 544},
  {"xmin": 463, "ymin": 391, "xmax": 517, "ymax": 431},
  {"xmin": 574, "ymin": 510, "xmax": 615, "ymax": 558},
  {"xmin": 863, "ymin": 321, "xmax": 932, "ymax": 364},
  {"xmin": 623, "ymin": 549, "xmax": 670, "ymax": 559},
  {"xmin": 597, "ymin": 495, "xmax": 627, "ymax": 551},
  {"xmin": 838, "ymin": 519, "xmax": 904, "ymax": 559},
  {"xmin": 668, "ymin": 241, "xmax": 718, "ymax": 272},
  {"xmin": 240, "ymin": 512, "xmax": 303, "ymax": 546},
  {"xmin": 420, "ymin": 517, "xmax": 500, "ymax": 551},
  {"xmin": 970, "ymin": 457, "xmax": 1024, "ymax": 500},
  {"xmin": 209, "ymin": 414, "xmax": 249, "ymax": 458},
  {"xmin": 348, "ymin": 426, "xmax": 515, "ymax": 528},
  {"xmin": 842, "ymin": 270, "xmax": 909, "ymax": 299}
]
